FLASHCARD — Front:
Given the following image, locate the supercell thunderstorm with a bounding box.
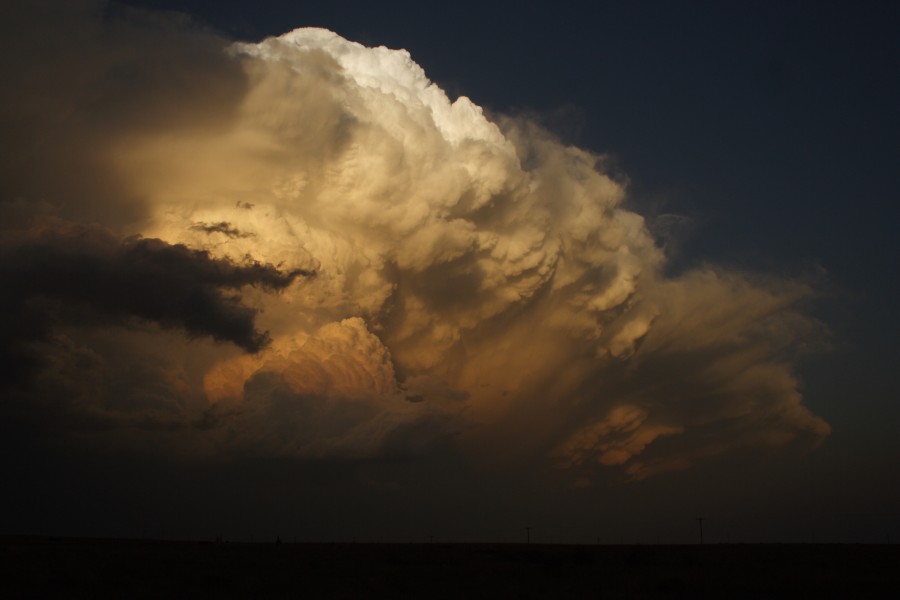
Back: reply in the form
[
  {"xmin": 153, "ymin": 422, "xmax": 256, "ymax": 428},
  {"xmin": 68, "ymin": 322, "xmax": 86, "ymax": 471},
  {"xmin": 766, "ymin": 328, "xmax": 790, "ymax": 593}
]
[{"xmin": 0, "ymin": 20, "xmax": 829, "ymax": 483}]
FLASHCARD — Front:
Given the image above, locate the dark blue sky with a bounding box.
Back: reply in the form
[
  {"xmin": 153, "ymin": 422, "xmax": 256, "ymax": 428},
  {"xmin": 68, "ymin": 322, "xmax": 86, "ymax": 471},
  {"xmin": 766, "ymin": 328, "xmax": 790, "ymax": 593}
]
[{"xmin": 1, "ymin": 0, "xmax": 897, "ymax": 543}]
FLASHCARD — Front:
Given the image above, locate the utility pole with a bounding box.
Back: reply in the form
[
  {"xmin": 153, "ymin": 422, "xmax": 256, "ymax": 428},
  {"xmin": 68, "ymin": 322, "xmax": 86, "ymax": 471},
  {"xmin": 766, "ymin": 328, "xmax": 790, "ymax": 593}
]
[
  {"xmin": 525, "ymin": 526, "xmax": 532, "ymax": 544},
  {"xmin": 696, "ymin": 518, "xmax": 705, "ymax": 545}
]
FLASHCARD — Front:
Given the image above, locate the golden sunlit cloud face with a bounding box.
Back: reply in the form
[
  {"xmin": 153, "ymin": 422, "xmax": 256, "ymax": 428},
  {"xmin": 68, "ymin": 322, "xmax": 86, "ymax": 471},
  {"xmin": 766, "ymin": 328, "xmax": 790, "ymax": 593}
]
[{"xmin": 0, "ymin": 11, "xmax": 829, "ymax": 483}]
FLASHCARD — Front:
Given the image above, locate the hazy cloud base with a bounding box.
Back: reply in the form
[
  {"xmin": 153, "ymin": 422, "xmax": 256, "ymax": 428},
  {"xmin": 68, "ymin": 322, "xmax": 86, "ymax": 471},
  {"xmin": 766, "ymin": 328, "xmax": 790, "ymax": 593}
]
[{"xmin": 0, "ymin": 2, "xmax": 828, "ymax": 485}]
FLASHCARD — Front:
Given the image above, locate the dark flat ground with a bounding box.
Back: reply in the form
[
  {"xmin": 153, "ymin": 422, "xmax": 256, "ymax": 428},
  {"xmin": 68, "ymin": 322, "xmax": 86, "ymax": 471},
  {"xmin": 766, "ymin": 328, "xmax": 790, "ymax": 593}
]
[{"xmin": 2, "ymin": 536, "xmax": 898, "ymax": 598}]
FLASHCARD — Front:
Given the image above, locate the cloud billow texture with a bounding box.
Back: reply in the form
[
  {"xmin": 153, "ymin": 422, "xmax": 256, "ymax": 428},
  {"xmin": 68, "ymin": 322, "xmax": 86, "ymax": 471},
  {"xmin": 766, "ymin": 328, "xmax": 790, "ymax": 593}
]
[{"xmin": 0, "ymin": 6, "xmax": 829, "ymax": 480}]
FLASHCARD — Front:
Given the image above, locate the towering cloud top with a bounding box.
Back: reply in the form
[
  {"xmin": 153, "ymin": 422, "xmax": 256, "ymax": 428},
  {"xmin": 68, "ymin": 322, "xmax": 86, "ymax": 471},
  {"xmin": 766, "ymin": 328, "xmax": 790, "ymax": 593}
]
[
  {"xmin": 240, "ymin": 28, "xmax": 508, "ymax": 148},
  {"xmin": 0, "ymin": 19, "xmax": 829, "ymax": 482}
]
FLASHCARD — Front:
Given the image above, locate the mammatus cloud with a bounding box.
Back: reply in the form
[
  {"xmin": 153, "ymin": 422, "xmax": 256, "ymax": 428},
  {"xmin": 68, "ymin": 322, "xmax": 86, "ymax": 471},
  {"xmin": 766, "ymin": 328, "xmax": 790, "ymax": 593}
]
[{"xmin": 0, "ymin": 4, "xmax": 829, "ymax": 481}]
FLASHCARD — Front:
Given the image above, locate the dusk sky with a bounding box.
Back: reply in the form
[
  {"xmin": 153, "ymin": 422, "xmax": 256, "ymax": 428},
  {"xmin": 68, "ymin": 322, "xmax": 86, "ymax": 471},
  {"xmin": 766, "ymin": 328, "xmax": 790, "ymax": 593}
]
[{"xmin": 1, "ymin": 1, "xmax": 897, "ymax": 545}]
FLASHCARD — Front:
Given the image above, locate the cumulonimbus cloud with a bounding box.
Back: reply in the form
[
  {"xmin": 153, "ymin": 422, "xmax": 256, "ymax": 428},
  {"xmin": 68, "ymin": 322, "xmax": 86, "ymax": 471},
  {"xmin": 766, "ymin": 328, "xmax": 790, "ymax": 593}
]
[{"xmin": 0, "ymin": 4, "xmax": 829, "ymax": 481}]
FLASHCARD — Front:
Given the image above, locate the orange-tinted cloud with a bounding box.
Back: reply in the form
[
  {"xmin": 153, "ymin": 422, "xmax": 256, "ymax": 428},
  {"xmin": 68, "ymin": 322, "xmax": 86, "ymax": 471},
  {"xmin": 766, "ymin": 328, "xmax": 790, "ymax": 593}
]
[{"xmin": 0, "ymin": 5, "xmax": 829, "ymax": 478}]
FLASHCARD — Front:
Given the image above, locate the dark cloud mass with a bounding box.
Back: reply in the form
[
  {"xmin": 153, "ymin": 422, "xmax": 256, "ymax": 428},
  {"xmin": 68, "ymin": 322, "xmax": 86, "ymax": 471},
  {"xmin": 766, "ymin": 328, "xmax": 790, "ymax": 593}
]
[
  {"xmin": 0, "ymin": 221, "xmax": 310, "ymax": 383},
  {"xmin": 190, "ymin": 221, "xmax": 255, "ymax": 238}
]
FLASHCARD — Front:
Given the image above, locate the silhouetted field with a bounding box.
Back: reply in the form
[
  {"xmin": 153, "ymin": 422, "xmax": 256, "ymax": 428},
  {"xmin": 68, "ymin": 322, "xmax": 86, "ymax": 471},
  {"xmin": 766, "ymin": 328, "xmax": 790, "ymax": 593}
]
[{"xmin": 2, "ymin": 536, "xmax": 898, "ymax": 598}]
